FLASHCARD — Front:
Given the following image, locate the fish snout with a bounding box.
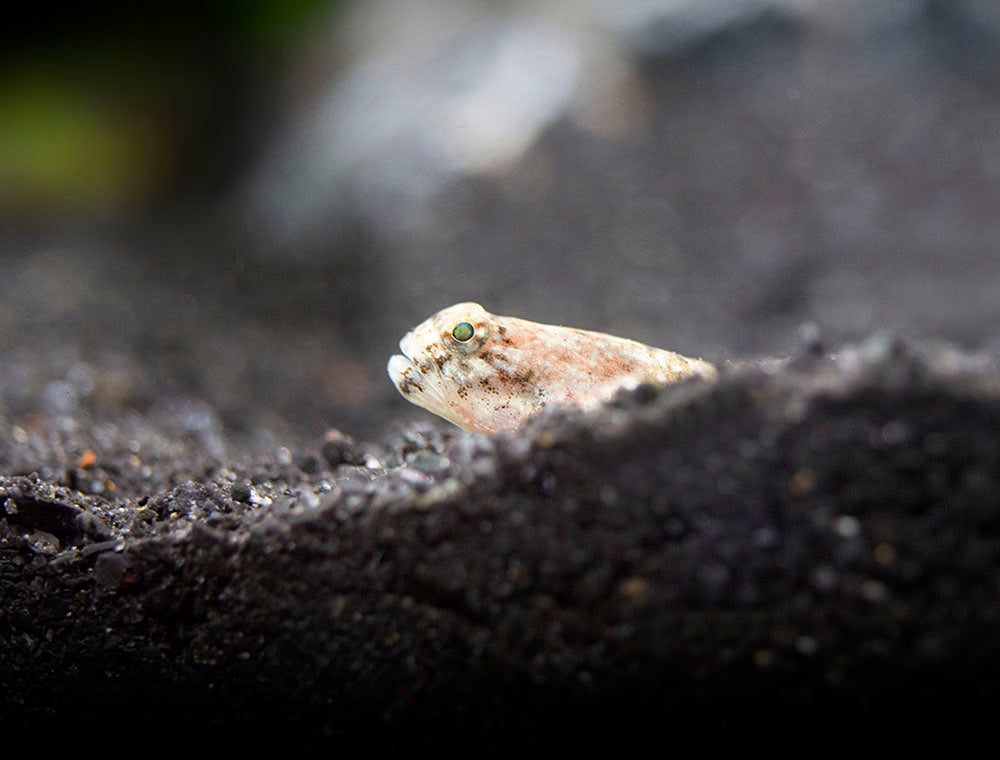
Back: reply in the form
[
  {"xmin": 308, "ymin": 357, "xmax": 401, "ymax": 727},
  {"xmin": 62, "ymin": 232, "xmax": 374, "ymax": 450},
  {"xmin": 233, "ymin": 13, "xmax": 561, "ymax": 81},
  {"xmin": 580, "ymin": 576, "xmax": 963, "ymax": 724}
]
[
  {"xmin": 387, "ymin": 354, "xmax": 413, "ymax": 383},
  {"xmin": 398, "ymin": 330, "xmax": 422, "ymax": 360}
]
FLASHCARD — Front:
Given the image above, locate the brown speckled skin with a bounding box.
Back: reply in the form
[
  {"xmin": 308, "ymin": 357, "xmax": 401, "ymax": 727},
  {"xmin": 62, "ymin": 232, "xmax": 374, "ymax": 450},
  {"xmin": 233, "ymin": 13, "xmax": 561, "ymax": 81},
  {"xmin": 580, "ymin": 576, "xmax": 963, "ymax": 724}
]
[{"xmin": 387, "ymin": 302, "xmax": 716, "ymax": 434}]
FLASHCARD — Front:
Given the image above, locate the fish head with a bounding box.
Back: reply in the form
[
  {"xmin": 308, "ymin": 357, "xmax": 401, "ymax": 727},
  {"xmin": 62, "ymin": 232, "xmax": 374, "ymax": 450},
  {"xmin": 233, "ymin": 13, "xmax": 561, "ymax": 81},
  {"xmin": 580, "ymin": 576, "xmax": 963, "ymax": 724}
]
[{"xmin": 387, "ymin": 302, "xmax": 535, "ymax": 434}]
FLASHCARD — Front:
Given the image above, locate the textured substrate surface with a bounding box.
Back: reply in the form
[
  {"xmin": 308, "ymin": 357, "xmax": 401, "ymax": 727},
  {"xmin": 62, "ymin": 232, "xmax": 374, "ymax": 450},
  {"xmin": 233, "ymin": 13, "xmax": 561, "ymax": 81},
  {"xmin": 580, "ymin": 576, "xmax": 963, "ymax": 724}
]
[{"xmin": 2, "ymin": 336, "xmax": 1000, "ymax": 745}]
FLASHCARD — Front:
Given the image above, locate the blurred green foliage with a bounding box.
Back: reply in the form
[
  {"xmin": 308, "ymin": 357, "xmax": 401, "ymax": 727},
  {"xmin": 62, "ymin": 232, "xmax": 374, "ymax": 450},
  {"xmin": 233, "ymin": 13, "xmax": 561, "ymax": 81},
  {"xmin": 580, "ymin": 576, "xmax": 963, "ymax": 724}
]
[{"xmin": 0, "ymin": 0, "xmax": 341, "ymax": 217}]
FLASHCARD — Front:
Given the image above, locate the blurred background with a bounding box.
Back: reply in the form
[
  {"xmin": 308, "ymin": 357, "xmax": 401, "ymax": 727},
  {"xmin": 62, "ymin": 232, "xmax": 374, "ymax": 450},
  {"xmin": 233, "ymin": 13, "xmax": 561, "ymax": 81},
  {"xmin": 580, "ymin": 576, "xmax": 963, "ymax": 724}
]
[{"xmin": 1, "ymin": 0, "xmax": 999, "ymax": 449}]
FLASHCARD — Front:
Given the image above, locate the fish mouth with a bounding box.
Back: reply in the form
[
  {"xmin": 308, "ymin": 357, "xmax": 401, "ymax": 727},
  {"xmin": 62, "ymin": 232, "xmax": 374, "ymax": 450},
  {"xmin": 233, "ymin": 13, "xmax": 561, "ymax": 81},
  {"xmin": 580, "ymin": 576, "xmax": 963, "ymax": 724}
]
[
  {"xmin": 387, "ymin": 333, "xmax": 417, "ymax": 386},
  {"xmin": 386, "ymin": 339, "xmax": 456, "ymax": 424},
  {"xmin": 387, "ymin": 335, "xmax": 434, "ymax": 402},
  {"xmin": 387, "ymin": 353, "xmax": 415, "ymax": 386}
]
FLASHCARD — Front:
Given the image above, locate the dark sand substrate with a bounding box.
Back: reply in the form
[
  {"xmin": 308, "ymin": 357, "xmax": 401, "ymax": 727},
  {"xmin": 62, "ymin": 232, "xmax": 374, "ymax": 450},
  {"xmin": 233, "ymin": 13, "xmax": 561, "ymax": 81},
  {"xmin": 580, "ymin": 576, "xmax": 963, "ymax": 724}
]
[{"xmin": 3, "ymin": 335, "xmax": 999, "ymax": 745}]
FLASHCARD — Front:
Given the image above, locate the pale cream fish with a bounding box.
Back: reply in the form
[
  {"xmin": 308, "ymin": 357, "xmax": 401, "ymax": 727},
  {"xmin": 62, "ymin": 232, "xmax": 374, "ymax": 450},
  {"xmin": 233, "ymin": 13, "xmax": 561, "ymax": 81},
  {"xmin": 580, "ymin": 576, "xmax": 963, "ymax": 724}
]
[{"xmin": 387, "ymin": 302, "xmax": 716, "ymax": 435}]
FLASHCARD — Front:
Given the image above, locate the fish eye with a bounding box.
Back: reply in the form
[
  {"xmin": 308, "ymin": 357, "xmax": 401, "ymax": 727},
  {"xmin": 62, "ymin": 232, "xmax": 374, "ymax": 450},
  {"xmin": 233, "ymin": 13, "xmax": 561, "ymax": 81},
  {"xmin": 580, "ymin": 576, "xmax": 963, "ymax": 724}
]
[
  {"xmin": 443, "ymin": 312, "xmax": 489, "ymax": 353},
  {"xmin": 452, "ymin": 322, "xmax": 475, "ymax": 342}
]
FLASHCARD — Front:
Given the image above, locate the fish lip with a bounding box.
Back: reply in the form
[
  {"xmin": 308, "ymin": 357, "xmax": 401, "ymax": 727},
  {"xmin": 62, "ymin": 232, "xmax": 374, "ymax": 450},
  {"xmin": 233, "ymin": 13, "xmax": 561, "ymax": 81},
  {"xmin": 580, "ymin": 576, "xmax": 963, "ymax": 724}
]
[
  {"xmin": 398, "ymin": 331, "xmax": 421, "ymax": 360},
  {"xmin": 386, "ymin": 353, "xmax": 415, "ymax": 384},
  {"xmin": 387, "ymin": 332, "xmax": 415, "ymax": 378}
]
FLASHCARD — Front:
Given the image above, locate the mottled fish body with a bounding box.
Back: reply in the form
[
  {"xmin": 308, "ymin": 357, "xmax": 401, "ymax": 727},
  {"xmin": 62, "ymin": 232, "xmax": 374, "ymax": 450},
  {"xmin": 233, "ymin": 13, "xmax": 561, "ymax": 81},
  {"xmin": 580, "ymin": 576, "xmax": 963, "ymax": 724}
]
[{"xmin": 387, "ymin": 302, "xmax": 716, "ymax": 435}]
